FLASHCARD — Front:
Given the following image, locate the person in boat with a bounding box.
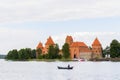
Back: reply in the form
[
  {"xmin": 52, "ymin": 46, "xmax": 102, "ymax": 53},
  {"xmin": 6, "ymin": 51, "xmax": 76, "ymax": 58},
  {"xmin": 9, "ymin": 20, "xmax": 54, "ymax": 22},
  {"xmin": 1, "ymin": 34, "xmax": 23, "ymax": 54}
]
[{"xmin": 68, "ymin": 64, "xmax": 70, "ymax": 68}]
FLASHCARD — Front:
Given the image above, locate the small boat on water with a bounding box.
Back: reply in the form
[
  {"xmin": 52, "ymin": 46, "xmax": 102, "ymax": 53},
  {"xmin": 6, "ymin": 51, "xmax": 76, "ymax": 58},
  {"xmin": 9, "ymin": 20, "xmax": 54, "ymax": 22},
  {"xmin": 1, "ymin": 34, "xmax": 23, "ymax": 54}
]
[{"xmin": 57, "ymin": 65, "xmax": 73, "ymax": 70}]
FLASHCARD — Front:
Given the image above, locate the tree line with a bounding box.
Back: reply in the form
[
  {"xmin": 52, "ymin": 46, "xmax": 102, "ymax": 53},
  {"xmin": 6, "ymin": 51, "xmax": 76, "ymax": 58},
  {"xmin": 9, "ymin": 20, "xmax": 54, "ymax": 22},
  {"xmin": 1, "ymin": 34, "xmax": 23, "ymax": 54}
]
[
  {"xmin": 6, "ymin": 39, "xmax": 120, "ymax": 60},
  {"xmin": 103, "ymin": 39, "xmax": 120, "ymax": 58},
  {"xmin": 37, "ymin": 44, "xmax": 62, "ymax": 59},
  {"xmin": 6, "ymin": 43, "xmax": 70, "ymax": 60},
  {"xmin": 6, "ymin": 48, "xmax": 36, "ymax": 60}
]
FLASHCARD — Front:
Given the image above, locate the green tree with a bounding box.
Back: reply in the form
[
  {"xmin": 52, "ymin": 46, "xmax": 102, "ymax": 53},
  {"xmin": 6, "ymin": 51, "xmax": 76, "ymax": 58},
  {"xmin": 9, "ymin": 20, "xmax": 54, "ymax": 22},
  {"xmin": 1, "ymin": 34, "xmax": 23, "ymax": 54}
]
[
  {"xmin": 89, "ymin": 46, "xmax": 92, "ymax": 50},
  {"xmin": 25, "ymin": 48, "xmax": 32, "ymax": 59},
  {"xmin": 18, "ymin": 49, "xmax": 29, "ymax": 60},
  {"xmin": 110, "ymin": 39, "xmax": 120, "ymax": 58},
  {"xmin": 48, "ymin": 44, "xmax": 61, "ymax": 59},
  {"xmin": 42, "ymin": 54, "xmax": 49, "ymax": 59},
  {"xmin": 31, "ymin": 49, "xmax": 36, "ymax": 59},
  {"xmin": 6, "ymin": 50, "xmax": 12, "ymax": 59},
  {"xmin": 12, "ymin": 49, "xmax": 19, "ymax": 59},
  {"xmin": 6, "ymin": 49, "xmax": 18, "ymax": 60},
  {"xmin": 54, "ymin": 44, "xmax": 61, "ymax": 59},
  {"xmin": 6, "ymin": 48, "xmax": 36, "ymax": 60},
  {"xmin": 103, "ymin": 46, "xmax": 110, "ymax": 58},
  {"xmin": 48, "ymin": 45, "xmax": 55, "ymax": 59},
  {"xmin": 62, "ymin": 43, "xmax": 70, "ymax": 59},
  {"xmin": 36, "ymin": 48, "xmax": 42, "ymax": 59}
]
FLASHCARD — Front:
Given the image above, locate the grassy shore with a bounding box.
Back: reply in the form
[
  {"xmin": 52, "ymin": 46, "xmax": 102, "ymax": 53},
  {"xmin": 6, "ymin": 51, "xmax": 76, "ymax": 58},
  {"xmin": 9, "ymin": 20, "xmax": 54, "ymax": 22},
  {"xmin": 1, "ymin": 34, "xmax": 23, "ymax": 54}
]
[
  {"xmin": 90, "ymin": 58, "xmax": 120, "ymax": 62},
  {"xmin": 5, "ymin": 58, "xmax": 120, "ymax": 62},
  {"xmin": 28, "ymin": 58, "xmax": 73, "ymax": 62}
]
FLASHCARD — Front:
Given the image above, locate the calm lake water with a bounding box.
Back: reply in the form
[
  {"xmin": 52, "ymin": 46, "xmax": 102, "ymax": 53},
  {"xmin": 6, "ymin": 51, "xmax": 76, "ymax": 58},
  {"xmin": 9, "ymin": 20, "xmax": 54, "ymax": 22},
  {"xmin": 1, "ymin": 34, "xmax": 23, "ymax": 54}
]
[{"xmin": 0, "ymin": 59, "xmax": 120, "ymax": 80}]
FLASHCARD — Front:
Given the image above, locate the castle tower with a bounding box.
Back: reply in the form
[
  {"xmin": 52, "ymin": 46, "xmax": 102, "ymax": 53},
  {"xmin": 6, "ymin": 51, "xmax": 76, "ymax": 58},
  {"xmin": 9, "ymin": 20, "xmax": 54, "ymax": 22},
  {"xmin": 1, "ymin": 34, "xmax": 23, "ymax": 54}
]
[
  {"xmin": 65, "ymin": 36, "xmax": 73, "ymax": 45},
  {"xmin": 36, "ymin": 42, "xmax": 43, "ymax": 58},
  {"xmin": 92, "ymin": 38, "xmax": 102, "ymax": 59},
  {"xmin": 45, "ymin": 36, "xmax": 55, "ymax": 53},
  {"xmin": 37, "ymin": 42, "xmax": 43, "ymax": 50}
]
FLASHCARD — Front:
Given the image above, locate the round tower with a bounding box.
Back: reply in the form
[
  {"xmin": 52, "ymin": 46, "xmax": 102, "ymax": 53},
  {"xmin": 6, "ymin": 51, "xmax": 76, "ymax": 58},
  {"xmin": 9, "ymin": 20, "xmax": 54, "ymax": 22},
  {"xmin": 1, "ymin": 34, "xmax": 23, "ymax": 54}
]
[{"xmin": 65, "ymin": 35, "xmax": 73, "ymax": 45}]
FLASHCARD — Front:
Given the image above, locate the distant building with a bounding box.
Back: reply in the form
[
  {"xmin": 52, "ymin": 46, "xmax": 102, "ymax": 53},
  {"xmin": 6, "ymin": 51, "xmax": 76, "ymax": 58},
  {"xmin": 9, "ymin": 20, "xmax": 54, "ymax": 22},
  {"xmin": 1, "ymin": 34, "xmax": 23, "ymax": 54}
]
[{"xmin": 36, "ymin": 35, "xmax": 102, "ymax": 60}]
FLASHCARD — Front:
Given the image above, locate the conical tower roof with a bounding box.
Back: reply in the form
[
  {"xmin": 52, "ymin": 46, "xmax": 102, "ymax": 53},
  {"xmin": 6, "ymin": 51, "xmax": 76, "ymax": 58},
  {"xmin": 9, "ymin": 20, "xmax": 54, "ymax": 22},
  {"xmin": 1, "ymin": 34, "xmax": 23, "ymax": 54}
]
[
  {"xmin": 92, "ymin": 38, "xmax": 101, "ymax": 46},
  {"xmin": 45, "ymin": 36, "xmax": 55, "ymax": 45},
  {"xmin": 37, "ymin": 42, "xmax": 43, "ymax": 49}
]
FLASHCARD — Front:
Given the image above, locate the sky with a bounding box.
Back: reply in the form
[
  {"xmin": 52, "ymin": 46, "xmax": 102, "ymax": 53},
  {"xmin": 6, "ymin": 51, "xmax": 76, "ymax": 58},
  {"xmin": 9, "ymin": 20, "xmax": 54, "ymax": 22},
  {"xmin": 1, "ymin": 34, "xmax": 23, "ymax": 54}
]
[{"xmin": 0, "ymin": 0, "xmax": 120, "ymax": 54}]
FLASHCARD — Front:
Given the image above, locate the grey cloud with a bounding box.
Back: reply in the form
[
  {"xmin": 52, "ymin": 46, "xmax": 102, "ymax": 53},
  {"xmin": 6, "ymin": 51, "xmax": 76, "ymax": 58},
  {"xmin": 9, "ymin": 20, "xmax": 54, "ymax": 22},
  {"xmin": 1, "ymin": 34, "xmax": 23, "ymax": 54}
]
[{"xmin": 0, "ymin": 0, "xmax": 119, "ymax": 23}]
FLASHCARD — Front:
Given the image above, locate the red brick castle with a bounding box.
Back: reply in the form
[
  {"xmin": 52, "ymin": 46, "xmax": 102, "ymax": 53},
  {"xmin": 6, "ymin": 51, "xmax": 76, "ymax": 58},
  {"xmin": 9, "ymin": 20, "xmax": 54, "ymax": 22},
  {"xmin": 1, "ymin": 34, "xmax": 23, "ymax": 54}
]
[{"xmin": 36, "ymin": 36, "xmax": 102, "ymax": 60}]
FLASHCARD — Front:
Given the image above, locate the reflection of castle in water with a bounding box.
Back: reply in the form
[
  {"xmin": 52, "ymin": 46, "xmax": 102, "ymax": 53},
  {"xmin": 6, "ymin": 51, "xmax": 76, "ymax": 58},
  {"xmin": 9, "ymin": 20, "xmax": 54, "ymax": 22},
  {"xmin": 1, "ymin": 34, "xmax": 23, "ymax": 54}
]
[{"xmin": 36, "ymin": 36, "xmax": 102, "ymax": 60}]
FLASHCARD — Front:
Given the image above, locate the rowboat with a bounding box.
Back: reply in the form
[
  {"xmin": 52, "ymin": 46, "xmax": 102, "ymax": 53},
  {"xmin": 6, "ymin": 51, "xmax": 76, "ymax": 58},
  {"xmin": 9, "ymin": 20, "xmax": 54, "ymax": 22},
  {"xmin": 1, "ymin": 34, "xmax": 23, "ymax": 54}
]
[{"xmin": 57, "ymin": 66, "xmax": 73, "ymax": 70}]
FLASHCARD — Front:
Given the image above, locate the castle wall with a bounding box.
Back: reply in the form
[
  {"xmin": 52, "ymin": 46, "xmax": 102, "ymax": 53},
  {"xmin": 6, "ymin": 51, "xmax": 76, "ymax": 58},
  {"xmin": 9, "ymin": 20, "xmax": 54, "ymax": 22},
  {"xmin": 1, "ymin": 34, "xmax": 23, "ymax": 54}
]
[
  {"xmin": 70, "ymin": 47, "xmax": 80, "ymax": 59},
  {"xmin": 92, "ymin": 46, "xmax": 102, "ymax": 59},
  {"xmin": 36, "ymin": 36, "xmax": 103, "ymax": 60},
  {"xmin": 80, "ymin": 52, "xmax": 92, "ymax": 60}
]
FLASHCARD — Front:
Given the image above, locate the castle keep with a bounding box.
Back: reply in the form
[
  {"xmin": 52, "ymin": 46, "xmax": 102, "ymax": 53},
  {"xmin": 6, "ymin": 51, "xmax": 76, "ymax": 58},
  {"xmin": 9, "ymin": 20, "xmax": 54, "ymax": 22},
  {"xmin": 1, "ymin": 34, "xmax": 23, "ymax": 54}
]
[{"xmin": 37, "ymin": 36, "xmax": 102, "ymax": 60}]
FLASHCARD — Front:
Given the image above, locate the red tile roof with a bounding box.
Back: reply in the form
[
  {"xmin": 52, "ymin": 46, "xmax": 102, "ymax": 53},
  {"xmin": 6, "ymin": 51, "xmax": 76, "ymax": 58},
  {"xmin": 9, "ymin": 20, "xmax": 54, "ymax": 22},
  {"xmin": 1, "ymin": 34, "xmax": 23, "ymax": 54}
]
[
  {"xmin": 66, "ymin": 35, "xmax": 73, "ymax": 41},
  {"xmin": 45, "ymin": 36, "xmax": 55, "ymax": 45},
  {"xmin": 71, "ymin": 42, "xmax": 88, "ymax": 47},
  {"xmin": 37, "ymin": 42, "xmax": 43, "ymax": 49},
  {"xmin": 92, "ymin": 38, "xmax": 101, "ymax": 46},
  {"xmin": 70, "ymin": 42, "xmax": 91, "ymax": 52}
]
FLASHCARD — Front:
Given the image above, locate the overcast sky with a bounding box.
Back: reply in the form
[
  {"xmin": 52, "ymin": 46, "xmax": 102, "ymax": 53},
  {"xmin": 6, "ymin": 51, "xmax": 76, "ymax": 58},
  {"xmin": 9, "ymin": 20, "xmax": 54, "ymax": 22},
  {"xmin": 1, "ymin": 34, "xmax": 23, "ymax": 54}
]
[{"xmin": 0, "ymin": 0, "xmax": 120, "ymax": 54}]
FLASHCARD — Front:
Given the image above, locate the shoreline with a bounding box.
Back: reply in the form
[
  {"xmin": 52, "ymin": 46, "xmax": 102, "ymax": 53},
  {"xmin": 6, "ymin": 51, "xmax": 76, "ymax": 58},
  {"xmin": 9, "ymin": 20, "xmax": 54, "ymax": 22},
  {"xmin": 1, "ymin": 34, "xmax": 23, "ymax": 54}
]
[{"xmin": 4, "ymin": 58, "xmax": 120, "ymax": 62}]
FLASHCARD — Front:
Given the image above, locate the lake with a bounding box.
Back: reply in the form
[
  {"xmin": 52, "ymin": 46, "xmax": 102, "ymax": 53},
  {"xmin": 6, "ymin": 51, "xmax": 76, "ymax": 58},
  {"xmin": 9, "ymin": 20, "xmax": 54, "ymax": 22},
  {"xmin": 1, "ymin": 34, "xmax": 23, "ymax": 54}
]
[{"xmin": 0, "ymin": 59, "xmax": 120, "ymax": 80}]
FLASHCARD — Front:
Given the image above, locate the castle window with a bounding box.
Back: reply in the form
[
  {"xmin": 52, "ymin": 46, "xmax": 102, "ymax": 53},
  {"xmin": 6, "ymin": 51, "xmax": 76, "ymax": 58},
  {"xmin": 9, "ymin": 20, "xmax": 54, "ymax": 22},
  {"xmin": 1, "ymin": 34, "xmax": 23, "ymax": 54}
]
[{"xmin": 74, "ymin": 54, "xmax": 77, "ymax": 59}]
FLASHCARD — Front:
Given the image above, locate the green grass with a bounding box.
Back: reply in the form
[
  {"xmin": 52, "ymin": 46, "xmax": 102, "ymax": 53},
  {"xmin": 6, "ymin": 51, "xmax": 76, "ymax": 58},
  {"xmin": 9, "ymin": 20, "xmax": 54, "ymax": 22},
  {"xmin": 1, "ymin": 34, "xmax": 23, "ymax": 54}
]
[{"xmin": 26, "ymin": 58, "xmax": 73, "ymax": 62}]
